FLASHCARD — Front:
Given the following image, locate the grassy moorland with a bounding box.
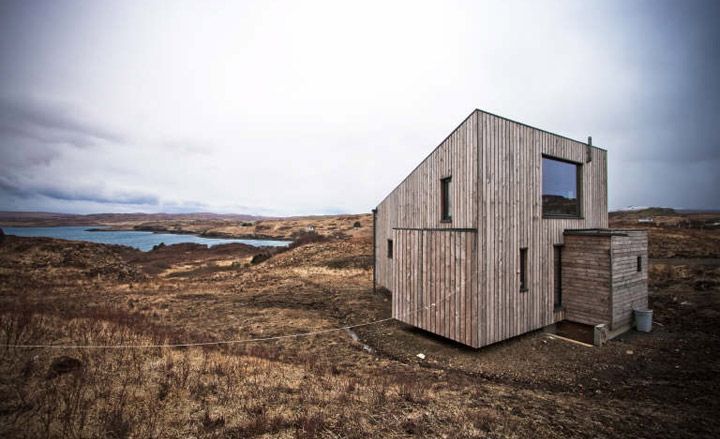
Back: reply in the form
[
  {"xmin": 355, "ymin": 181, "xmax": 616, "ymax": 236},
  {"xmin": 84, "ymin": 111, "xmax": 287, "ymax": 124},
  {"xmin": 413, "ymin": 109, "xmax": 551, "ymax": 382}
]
[
  {"xmin": 0, "ymin": 211, "xmax": 368, "ymax": 241},
  {"xmin": 0, "ymin": 211, "xmax": 719, "ymax": 437}
]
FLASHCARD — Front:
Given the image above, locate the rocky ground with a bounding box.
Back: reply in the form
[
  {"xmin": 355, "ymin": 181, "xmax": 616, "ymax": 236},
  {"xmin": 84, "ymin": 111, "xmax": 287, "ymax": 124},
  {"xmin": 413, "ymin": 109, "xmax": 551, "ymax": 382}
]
[{"xmin": 0, "ymin": 211, "xmax": 718, "ymax": 438}]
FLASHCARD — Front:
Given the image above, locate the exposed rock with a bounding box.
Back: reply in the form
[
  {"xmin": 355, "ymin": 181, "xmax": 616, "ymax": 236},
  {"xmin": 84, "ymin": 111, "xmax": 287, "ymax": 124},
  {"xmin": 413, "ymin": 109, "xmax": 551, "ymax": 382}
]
[
  {"xmin": 250, "ymin": 253, "xmax": 272, "ymax": 265},
  {"xmin": 47, "ymin": 356, "xmax": 83, "ymax": 379}
]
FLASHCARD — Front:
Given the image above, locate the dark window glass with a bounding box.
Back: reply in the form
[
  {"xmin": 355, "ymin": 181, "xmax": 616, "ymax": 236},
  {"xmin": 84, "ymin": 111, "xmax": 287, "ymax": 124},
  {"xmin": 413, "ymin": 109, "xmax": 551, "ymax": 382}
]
[
  {"xmin": 387, "ymin": 239, "xmax": 393, "ymax": 258},
  {"xmin": 520, "ymin": 248, "xmax": 528, "ymax": 291},
  {"xmin": 543, "ymin": 157, "xmax": 581, "ymax": 217},
  {"xmin": 637, "ymin": 255, "xmax": 642, "ymax": 272},
  {"xmin": 441, "ymin": 177, "xmax": 452, "ymax": 221},
  {"xmin": 554, "ymin": 245, "xmax": 562, "ymax": 307}
]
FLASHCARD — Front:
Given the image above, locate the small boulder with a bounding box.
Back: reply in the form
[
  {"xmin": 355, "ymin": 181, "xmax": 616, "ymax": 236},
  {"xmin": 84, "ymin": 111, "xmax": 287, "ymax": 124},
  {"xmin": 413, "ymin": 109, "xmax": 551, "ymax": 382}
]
[
  {"xmin": 250, "ymin": 253, "xmax": 272, "ymax": 265},
  {"xmin": 47, "ymin": 356, "xmax": 83, "ymax": 379}
]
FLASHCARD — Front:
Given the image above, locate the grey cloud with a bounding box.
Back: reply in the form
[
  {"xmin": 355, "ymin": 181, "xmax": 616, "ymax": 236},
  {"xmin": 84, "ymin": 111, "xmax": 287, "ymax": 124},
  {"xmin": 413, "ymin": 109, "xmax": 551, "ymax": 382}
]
[
  {"xmin": 1, "ymin": 1, "xmax": 718, "ymax": 214},
  {"xmin": 0, "ymin": 176, "xmax": 22, "ymax": 195},
  {"xmin": 39, "ymin": 188, "xmax": 159, "ymax": 206},
  {"xmin": 0, "ymin": 96, "xmax": 125, "ymax": 149},
  {"xmin": 0, "ymin": 175, "xmax": 159, "ymax": 206}
]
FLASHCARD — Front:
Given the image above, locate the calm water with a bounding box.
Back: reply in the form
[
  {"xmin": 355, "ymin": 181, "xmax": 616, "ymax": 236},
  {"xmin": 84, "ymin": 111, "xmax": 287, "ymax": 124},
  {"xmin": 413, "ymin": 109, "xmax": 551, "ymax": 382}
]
[{"xmin": 2, "ymin": 226, "xmax": 291, "ymax": 252}]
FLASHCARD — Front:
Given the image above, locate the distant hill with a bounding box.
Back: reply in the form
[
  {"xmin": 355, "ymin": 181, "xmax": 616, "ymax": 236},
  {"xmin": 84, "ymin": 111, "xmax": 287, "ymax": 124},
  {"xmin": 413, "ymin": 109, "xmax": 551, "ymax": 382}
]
[
  {"xmin": 0, "ymin": 211, "xmax": 271, "ymax": 227},
  {"xmin": 611, "ymin": 207, "xmax": 720, "ymax": 216},
  {"xmin": 675, "ymin": 209, "xmax": 720, "ymax": 214},
  {"xmin": 610, "ymin": 207, "xmax": 676, "ymax": 216}
]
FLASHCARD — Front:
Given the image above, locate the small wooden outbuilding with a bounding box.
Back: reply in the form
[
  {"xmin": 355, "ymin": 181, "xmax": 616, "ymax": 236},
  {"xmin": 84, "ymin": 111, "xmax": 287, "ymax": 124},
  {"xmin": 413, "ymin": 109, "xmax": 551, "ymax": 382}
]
[
  {"xmin": 562, "ymin": 229, "xmax": 648, "ymax": 336},
  {"xmin": 373, "ymin": 109, "xmax": 649, "ymax": 348}
]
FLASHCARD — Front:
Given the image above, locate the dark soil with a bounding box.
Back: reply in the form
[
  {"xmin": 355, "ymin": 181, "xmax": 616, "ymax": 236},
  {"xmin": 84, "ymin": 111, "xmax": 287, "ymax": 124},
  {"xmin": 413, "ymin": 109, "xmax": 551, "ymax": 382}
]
[
  {"xmin": 46, "ymin": 356, "xmax": 83, "ymax": 379},
  {"xmin": 0, "ymin": 212, "xmax": 718, "ymax": 437}
]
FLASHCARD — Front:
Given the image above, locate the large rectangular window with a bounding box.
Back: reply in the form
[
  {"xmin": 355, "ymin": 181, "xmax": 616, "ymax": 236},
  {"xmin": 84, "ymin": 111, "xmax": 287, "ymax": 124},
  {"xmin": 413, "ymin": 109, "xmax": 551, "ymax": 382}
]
[
  {"xmin": 542, "ymin": 156, "xmax": 581, "ymax": 217},
  {"xmin": 520, "ymin": 248, "xmax": 528, "ymax": 292},
  {"xmin": 441, "ymin": 176, "xmax": 452, "ymax": 222}
]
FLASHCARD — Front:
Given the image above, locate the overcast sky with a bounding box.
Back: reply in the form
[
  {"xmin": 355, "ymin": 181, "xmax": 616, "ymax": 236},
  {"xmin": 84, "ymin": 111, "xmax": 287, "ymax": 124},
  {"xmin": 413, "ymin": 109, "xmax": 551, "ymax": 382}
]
[{"xmin": 0, "ymin": 0, "xmax": 718, "ymax": 215}]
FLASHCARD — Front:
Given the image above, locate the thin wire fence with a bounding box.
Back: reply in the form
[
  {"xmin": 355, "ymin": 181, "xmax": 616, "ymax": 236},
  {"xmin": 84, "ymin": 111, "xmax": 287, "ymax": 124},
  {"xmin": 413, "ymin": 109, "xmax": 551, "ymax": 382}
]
[{"xmin": 5, "ymin": 288, "xmax": 459, "ymax": 350}]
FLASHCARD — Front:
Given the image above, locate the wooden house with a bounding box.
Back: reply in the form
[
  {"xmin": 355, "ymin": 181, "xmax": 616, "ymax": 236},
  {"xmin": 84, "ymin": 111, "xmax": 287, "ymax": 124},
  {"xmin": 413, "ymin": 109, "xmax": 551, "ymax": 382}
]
[{"xmin": 373, "ymin": 109, "xmax": 648, "ymax": 348}]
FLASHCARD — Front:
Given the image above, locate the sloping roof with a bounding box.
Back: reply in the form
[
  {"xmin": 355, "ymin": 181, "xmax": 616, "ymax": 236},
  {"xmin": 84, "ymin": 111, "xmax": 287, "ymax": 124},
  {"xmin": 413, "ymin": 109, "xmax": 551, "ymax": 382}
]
[{"xmin": 376, "ymin": 108, "xmax": 605, "ymax": 208}]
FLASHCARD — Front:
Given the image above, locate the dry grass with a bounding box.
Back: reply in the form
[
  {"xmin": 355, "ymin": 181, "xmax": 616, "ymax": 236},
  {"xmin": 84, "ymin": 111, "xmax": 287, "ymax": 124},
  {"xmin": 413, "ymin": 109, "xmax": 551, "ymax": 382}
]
[
  {"xmin": 1, "ymin": 212, "xmax": 719, "ymax": 437},
  {"xmin": 89, "ymin": 213, "xmax": 374, "ymax": 242},
  {"xmin": 0, "ymin": 309, "xmax": 495, "ymax": 438}
]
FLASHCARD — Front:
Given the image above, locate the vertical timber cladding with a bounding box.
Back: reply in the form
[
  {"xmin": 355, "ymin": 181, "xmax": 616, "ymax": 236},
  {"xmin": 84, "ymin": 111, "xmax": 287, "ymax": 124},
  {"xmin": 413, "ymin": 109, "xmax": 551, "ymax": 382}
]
[
  {"xmin": 476, "ymin": 111, "xmax": 608, "ymax": 347},
  {"xmin": 611, "ymin": 230, "xmax": 648, "ymax": 330},
  {"xmin": 392, "ymin": 229, "xmax": 478, "ymax": 347},
  {"xmin": 375, "ymin": 111, "xmax": 479, "ymax": 292},
  {"xmin": 561, "ymin": 230, "xmax": 648, "ymax": 330},
  {"xmin": 561, "ymin": 234, "xmax": 612, "ymax": 326},
  {"xmin": 376, "ymin": 109, "xmax": 608, "ymax": 348}
]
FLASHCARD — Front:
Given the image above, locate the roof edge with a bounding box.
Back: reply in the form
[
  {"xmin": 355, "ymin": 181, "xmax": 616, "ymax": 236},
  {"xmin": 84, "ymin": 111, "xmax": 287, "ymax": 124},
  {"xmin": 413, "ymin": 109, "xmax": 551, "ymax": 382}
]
[
  {"xmin": 375, "ymin": 108, "xmax": 609, "ymax": 209},
  {"xmin": 475, "ymin": 108, "xmax": 608, "ymax": 152},
  {"xmin": 375, "ymin": 109, "xmax": 478, "ymax": 209}
]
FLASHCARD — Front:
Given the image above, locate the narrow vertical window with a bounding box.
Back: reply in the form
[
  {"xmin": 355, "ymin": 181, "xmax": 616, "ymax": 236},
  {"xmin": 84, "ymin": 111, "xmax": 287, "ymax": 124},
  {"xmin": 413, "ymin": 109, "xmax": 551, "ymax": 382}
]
[
  {"xmin": 520, "ymin": 248, "xmax": 528, "ymax": 292},
  {"xmin": 441, "ymin": 176, "xmax": 452, "ymax": 222},
  {"xmin": 387, "ymin": 239, "xmax": 393, "ymax": 259},
  {"xmin": 637, "ymin": 255, "xmax": 642, "ymax": 272},
  {"xmin": 554, "ymin": 245, "xmax": 562, "ymax": 308}
]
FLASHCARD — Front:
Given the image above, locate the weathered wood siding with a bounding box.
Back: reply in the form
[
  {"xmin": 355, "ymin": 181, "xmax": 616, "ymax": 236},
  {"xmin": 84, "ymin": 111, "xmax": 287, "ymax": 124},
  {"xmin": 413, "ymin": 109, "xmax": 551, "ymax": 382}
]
[
  {"xmin": 376, "ymin": 111, "xmax": 479, "ymax": 291},
  {"xmin": 611, "ymin": 231, "xmax": 648, "ymax": 329},
  {"xmin": 561, "ymin": 235, "xmax": 612, "ymax": 325},
  {"xmin": 375, "ymin": 109, "xmax": 609, "ymax": 348},
  {"xmin": 561, "ymin": 230, "xmax": 649, "ymax": 330},
  {"xmin": 475, "ymin": 111, "xmax": 608, "ymax": 347},
  {"xmin": 392, "ymin": 229, "xmax": 478, "ymax": 346}
]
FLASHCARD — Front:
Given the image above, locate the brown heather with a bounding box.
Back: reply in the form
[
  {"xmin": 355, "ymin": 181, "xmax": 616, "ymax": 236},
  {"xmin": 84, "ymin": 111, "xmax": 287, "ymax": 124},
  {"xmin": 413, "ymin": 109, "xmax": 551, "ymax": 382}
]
[{"xmin": 0, "ymin": 211, "xmax": 719, "ymax": 437}]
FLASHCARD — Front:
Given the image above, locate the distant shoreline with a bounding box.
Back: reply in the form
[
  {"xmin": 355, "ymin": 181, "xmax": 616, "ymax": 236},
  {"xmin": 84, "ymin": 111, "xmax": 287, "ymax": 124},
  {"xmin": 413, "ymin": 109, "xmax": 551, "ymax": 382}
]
[
  {"xmin": 0, "ymin": 224, "xmax": 292, "ymax": 243},
  {"xmin": 1, "ymin": 212, "xmax": 373, "ymax": 245},
  {"xmin": 85, "ymin": 226, "xmax": 292, "ymax": 243}
]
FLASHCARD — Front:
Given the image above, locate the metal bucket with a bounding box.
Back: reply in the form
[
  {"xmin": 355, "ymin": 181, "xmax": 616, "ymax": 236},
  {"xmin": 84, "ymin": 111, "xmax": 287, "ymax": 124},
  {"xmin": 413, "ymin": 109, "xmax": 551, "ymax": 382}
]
[{"xmin": 634, "ymin": 308, "xmax": 653, "ymax": 333}]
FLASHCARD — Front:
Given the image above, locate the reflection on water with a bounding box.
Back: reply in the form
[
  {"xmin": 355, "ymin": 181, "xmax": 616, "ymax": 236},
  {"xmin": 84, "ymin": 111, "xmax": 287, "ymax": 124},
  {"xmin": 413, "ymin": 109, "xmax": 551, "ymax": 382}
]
[{"xmin": 1, "ymin": 226, "xmax": 291, "ymax": 252}]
